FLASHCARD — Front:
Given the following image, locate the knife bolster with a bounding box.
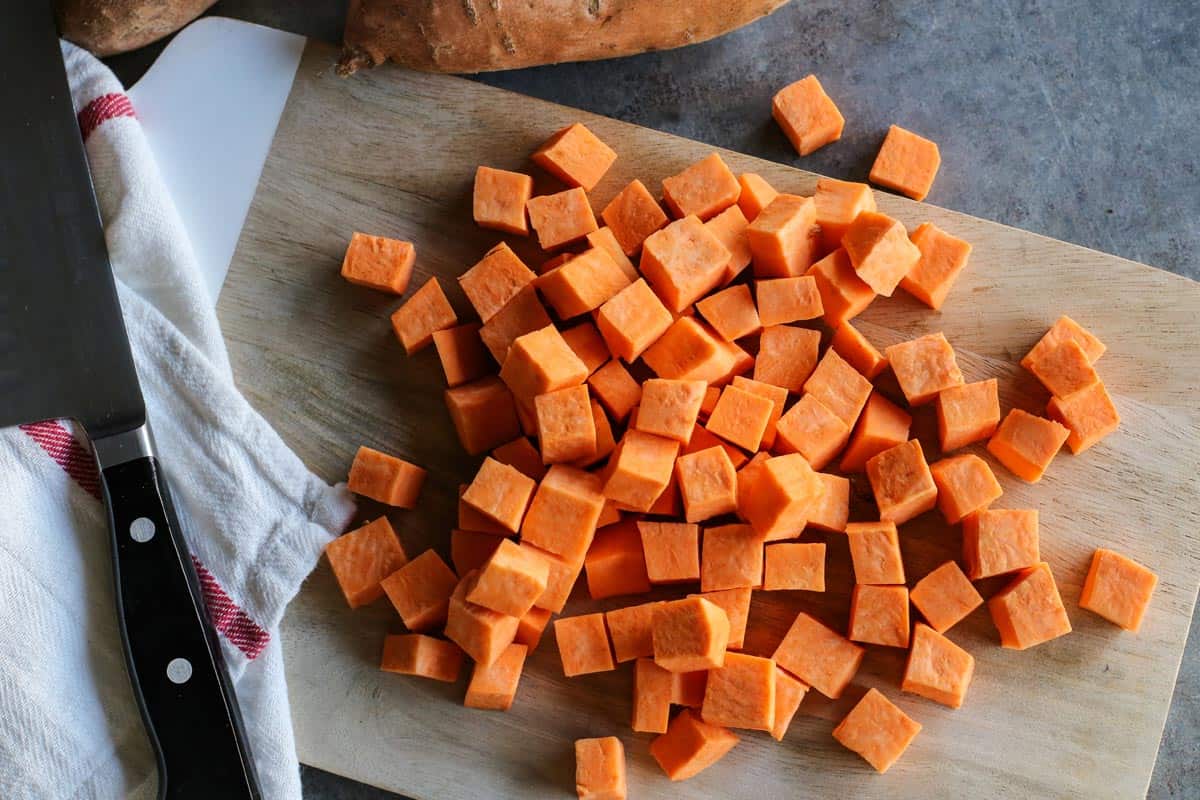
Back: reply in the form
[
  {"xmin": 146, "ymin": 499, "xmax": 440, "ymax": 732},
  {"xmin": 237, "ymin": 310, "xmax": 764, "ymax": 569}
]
[{"xmin": 93, "ymin": 423, "xmax": 155, "ymax": 469}]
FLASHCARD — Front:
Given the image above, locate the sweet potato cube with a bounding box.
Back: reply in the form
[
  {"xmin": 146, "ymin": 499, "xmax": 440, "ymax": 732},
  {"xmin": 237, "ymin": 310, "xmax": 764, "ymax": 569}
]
[
  {"xmin": 640, "ymin": 215, "xmax": 731, "ymax": 312},
  {"xmin": 808, "ymin": 472, "xmax": 850, "ymax": 532},
  {"xmin": 466, "ymin": 539, "xmax": 550, "ymax": 618},
  {"xmin": 831, "ymin": 321, "xmax": 887, "ymax": 379},
  {"xmin": 986, "ymin": 409, "xmax": 1070, "ymax": 482},
  {"xmin": 603, "ymin": 429, "xmax": 679, "ymax": 512},
  {"xmin": 515, "ymin": 606, "xmax": 553, "ymax": 652},
  {"xmin": 528, "ymin": 546, "xmax": 586, "ymax": 613},
  {"xmin": 773, "ymin": 612, "xmax": 864, "ymax": 698},
  {"xmin": 774, "ymin": 394, "xmax": 851, "ymax": 470},
  {"xmin": 586, "ymin": 520, "xmax": 652, "ymax": 599},
  {"xmin": 701, "ymin": 524, "xmax": 765, "ymax": 591},
  {"xmin": 803, "ymin": 347, "xmax": 873, "ymax": 428},
  {"xmin": 1022, "ymin": 315, "xmax": 1107, "ymax": 367},
  {"xmin": 747, "ymin": 194, "xmax": 820, "ymax": 278},
  {"xmin": 885, "ymin": 332, "xmax": 965, "ymax": 406},
  {"xmin": 532, "ymin": 122, "xmax": 616, "ymax": 191},
  {"xmin": 653, "ymin": 597, "xmax": 730, "ymax": 672},
  {"xmin": 636, "ymin": 379, "xmax": 707, "ymax": 443},
  {"xmin": 756, "ymin": 276, "xmax": 823, "ymax": 327},
  {"xmin": 536, "ymin": 385, "xmax": 596, "ymax": 464},
  {"xmin": 478, "ymin": 285, "xmax": 554, "ymax": 364},
  {"xmin": 638, "ymin": 521, "xmax": 700, "ymax": 584},
  {"xmin": 840, "ymin": 392, "xmax": 912, "ymax": 473},
  {"xmin": 595, "ymin": 278, "xmax": 674, "ymax": 362},
  {"xmin": 445, "ymin": 376, "xmax": 522, "ymax": 455},
  {"xmin": 500, "ymin": 325, "xmax": 588, "ymax": 409},
  {"xmin": 588, "ymin": 359, "xmax": 642, "ymax": 421},
  {"xmin": 936, "ymin": 378, "xmax": 1001, "ymax": 453},
  {"xmin": 988, "ymin": 562, "xmax": 1072, "ymax": 649},
  {"xmin": 675, "ymin": 446, "xmax": 738, "ymax": 523},
  {"xmin": 380, "ymin": 634, "xmax": 463, "ymax": 683},
  {"xmin": 754, "ymin": 325, "xmax": 821, "ymax": 392},
  {"xmin": 527, "ymin": 187, "xmax": 598, "ymax": 250},
  {"xmin": 1023, "ymin": 337, "xmax": 1100, "ymax": 399},
  {"xmin": 492, "ymin": 437, "xmax": 547, "ymax": 482},
  {"xmin": 465, "ymin": 642, "xmax": 528, "ymax": 711},
  {"xmin": 772, "ymin": 75, "xmax": 845, "ymax": 156},
  {"xmin": 633, "ymin": 658, "xmax": 674, "ymax": 734},
  {"xmin": 842, "ymin": 211, "xmax": 921, "ymax": 297},
  {"xmin": 687, "ymin": 587, "xmax": 752, "ymax": 650},
  {"xmin": 325, "ymin": 517, "xmax": 408, "ymax": 608},
  {"xmin": 903, "ymin": 623, "xmax": 975, "ymax": 709},
  {"xmin": 850, "ymin": 584, "xmax": 911, "ymax": 648},
  {"xmin": 910, "ymin": 561, "xmax": 983, "ymax": 634},
  {"xmin": 870, "ymin": 124, "xmax": 941, "ymax": 201},
  {"xmin": 763, "ymin": 542, "xmax": 826, "ymax": 591},
  {"xmin": 450, "ymin": 529, "xmax": 504, "ymax": 576},
  {"xmin": 662, "ymin": 152, "xmax": 741, "ymax": 221},
  {"xmin": 739, "ymin": 453, "xmax": 825, "ymax": 538},
  {"xmin": 730, "ymin": 376, "xmax": 787, "ymax": 448},
  {"xmin": 930, "ymin": 454, "xmax": 1002, "ymax": 524},
  {"xmin": 704, "ymin": 205, "xmax": 754, "ymax": 284},
  {"xmin": 460, "ymin": 242, "xmax": 537, "ymax": 322},
  {"xmin": 538, "ymin": 247, "xmax": 633, "ymax": 319},
  {"xmin": 391, "ymin": 277, "xmax": 458, "ymax": 354},
  {"xmin": 445, "ymin": 570, "xmax": 520, "ymax": 667},
  {"xmin": 473, "ymin": 166, "xmax": 533, "ymax": 235},
  {"xmin": 806, "ymin": 248, "xmax": 876, "ymax": 327},
  {"xmin": 575, "ymin": 736, "xmax": 626, "ymax": 800},
  {"xmin": 695, "ymin": 284, "xmax": 761, "ymax": 342},
  {"xmin": 587, "ymin": 227, "xmax": 639, "ymax": 281},
  {"xmin": 463, "ymin": 457, "xmax": 537, "ymax": 533},
  {"xmin": 348, "ymin": 446, "xmax": 426, "ymax": 508},
  {"xmin": 672, "ymin": 671, "xmax": 709, "ymax": 707},
  {"xmin": 833, "ymin": 688, "xmax": 922, "ymax": 773},
  {"xmin": 458, "ymin": 485, "xmax": 511, "ymax": 535},
  {"xmin": 814, "ymin": 177, "xmax": 876, "ymax": 251},
  {"xmin": 1080, "ymin": 548, "xmax": 1158, "ymax": 632},
  {"xmin": 432, "ymin": 323, "xmax": 489, "ymax": 388},
  {"xmin": 771, "ymin": 669, "xmax": 810, "ymax": 741},
  {"xmin": 737, "ymin": 172, "xmax": 779, "ymax": 221},
  {"xmin": 381, "ymin": 549, "xmax": 459, "ymax": 631},
  {"xmin": 521, "ymin": 464, "xmax": 605, "ymax": 561},
  {"xmin": 650, "ymin": 709, "xmax": 739, "ymax": 781},
  {"xmin": 845, "ymin": 521, "xmax": 904, "ymax": 585},
  {"xmin": 866, "ymin": 439, "xmax": 938, "ymax": 524},
  {"xmin": 601, "ymin": 178, "xmax": 669, "ymax": 256},
  {"xmin": 701, "ymin": 652, "xmax": 777, "ymax": 731},
  {"xmin": 607, "ymin": 601, "xmax": 664, "ymax": 663},
  {"xmin": 641, "ymin": 316, "xmax": 734, "ymax": 383},
  {"xmin": 561, "ymin": 322, "xmax": 611, "ymax": 376},
  {"xmin": 1047, "ymin": 381, "xmax": 1121, "ymax": 454},
  {"xmin": 341, "ymin": 232, "xmax": 415, "ymax": 294},
  {"xmin": 556, "ymin": 612, "xmax": 615, "ymax": 676},
  {"xmin": 706, "ymin": 384, "xmax": 775, "ymax": 452},
  {"xmin": 962, "ymin": 508, "xmax": 1039, "ymax": 579},
  {"xmin": 901, "ymin": 222, "xmax": 972, "ymax": 309},
  {"xmin": 576, "ymin": 398, "xmax": 615, "ymax": 468}
]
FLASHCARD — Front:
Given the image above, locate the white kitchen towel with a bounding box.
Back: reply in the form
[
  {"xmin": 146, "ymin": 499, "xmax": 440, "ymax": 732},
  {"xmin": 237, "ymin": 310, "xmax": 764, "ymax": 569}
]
[{"xmin": 0, "ymin": 41, "xmax": 357, "ymax": 800}]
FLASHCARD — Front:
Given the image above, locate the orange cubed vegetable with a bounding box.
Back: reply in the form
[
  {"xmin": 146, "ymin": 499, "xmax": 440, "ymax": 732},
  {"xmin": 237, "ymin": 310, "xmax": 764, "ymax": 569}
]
[
  {"xmin": 588, "ymin": 359, "xmax": 642, "ymax": 421},
  {"xmin": 1047, "ymin": 381, "xmax": 1121, "ymax": 454},
  {"xmin": 701, "ymin": 652, "xmax": 777, "ymax": 731},
  {"xmin": 532, "ymin": 122, "xmax": 616, "ymax": 191},
  {"xmin": 687, "ymin": 587, "xmax": 752, "ymax": 650},
  {"xmin": 641, "ymin": 316, "xmax": 734, "ymax": 383},
  {"xmin": 515, "ymin": 606, "xmax": 553, "ymax": 652},
  {"xmin": 706, "ymin": 384, "xmax": 775, "ymax": 452},
  {"xmin": 464, "ymin": 642, "xmax": 528, "ymax": 711},
  {"xmin": 637, "ymin": 379, "xmax": 708, "ymax": 443},
  {"xmin": 527, "ymin": 187, "xmax": 598, "ymax": 250},
  {"xmin": 576, "ymin": 398, "xmax": 616, "ymax": 467},
  {"xmin": 460, "ymin": 242, "xmax": 537, "ymax": 322},
  {"xmin": 845, "ymin": 520, "xmax": 904, "ymax": 585},
  {"xmin": 813, "ymin": 177, "xmax": 876, "ymax": 251},
  {"xmin": 930, "ymin": 454, "xmax": 1002, "ymax": 524},
  {"xmin": 736, "ymin": 172, "xmax": 779, "ymax": 221},
  {"xmin": 555, "ymin": 612, "xmax": 615, "ymax": 676},
  {"xmin": 538, "ymin": 247, "xmax": 633, "ymax": 319},
  {"xmin": 607, "ymin": 601, "xmax": 665, "ymax": 663},
  {"xmin": 603, "ymin": 429, "xmax": 680, "ymax": 512},
  {"xmin": 830, "ymin": 321, "xmax": 887, "ymax": 379},
  {"xmin": 601, "ymin": 178, "xmax": 669, "ymax": 256},
  {"xmin": 445, "ymin": 570, "xmax": 520, "ymax": 667},
  {"xmin": 730, "ymin": 376, "xmax": 787, "ymax": 449},
  {"xmin": 772, "ymin": 612, "xmax": 864, "ymax": 698},
  {"xmin": 842, "ymin": 211, "xmax": 921, "ymax": 297},
  {"xmin": 700, "ymin": 385, "xmax": 722, "ymax": 418},
  {"xmin": 391, "ymin": 276, "xmax": 458, "ymax": 354},
  {"xmin": 638, "ymin": 521, "xmax": 700, "ymax": 584},
  {"xmin": 772, "ymin": 75, "xmax": 844, "ymax": 156},
  {"xmin": 672, "ymin": 671, "xmax": 709, "ymax": 707},
  {"xmin": 774, "ymin": 394, "xmax": 851, "ymax": 471},
  {"xmin": 347, "ymin": 445, "xmax": 426, "ymax": 508},
  {"xmin": 849, "ymin": 584, "xmax": 911, "ymax": 647},
  {"xmin": 754, "ymin": 325, "xmax": 821, "ymax": 392},
  {"xmin": 493, "ymin": 436, "xmax": 547, "ymax": 482},
  {"xmin": 478, "ymin": 285, "xmax": 553, "ymax": 364},
  {"xmin": 458, "ymin": 485, "xmax": 511, "ymax": 535},
  {"xmin": 463, "ymin": 456, "xmax": 537, "ymax": 533},
  {"xmin": 771, "ymin": 669, "xmax": 809, "ymax": 741},
  {"xmin": 989, "ymin": 562, "xmax": 1073, "ymax": 649},
  {"xmin": 662, "ymin": 152, "xmax": 741, "ymax": 221},
  {"xmin": 640, "ymin": 215, "xmax": 731, "ymax": 312},
  {"xmin": 747, "ymin": 194, "xmax": 820, "ymax": 278},
  {"xmin": 695, "ymin": 283, "xmax": 762, "ymax": 342},
  {"xmin": 446, "ymin": 376, "xmax": 522, "ymax": 455},
  {"xmin": 986, "ymin": 409, "xmax": 1070, "ymax": 482},
  {"xmin": 910, "ymin": 561, "xmax": 983, "ymax": 633},
  {"xmin": 756, "ymin": 275, "xmax": 823, "ymax": 326},
  {"xmin": 1021, "ymin": 315, "xmax": 1107, "ymax": 367},
  {"xmin": 325, "ymin": 517, "xmax": 408, "ymax": 608},
  {"xmin": 803, "ymin": 347, "xmax": 873, "ymax": 428},
  {"xmin": 901, "ymin": 222, "xmax": 971, "ymax": 309},
  {"xmin": 595, "ymin": 278, "xmax": 675, "ymax": 362},
  {"xmin": 962, "ymin": 508, "xmax": 1040, "ymax": 579},
  {"xmin": 936, "ymin": 378, "xmax": 1001, "ymax": 452},
  {"xmin": 869, "ymin": 124, "xmax": 941, "ymax": 201},
  {"xmin": 653, "ymin": 597, "xmax": 730, "ymax": 672},
  {"xmin": 763, "ymin": 542, "xmax": 826, "ymax": 591},
  {"xmin": 562, "ymin": 322, "xmax": 611, "ymax": 376},
  {"xmin": 473, "ymin": 166, "xmax": 533, "ymax": 235},
  {"xmin": 539, "ymin": 253, "xmax": 575, "ymax": 275},
  {"xmin": 380, "ymin": 634, "xmax": 463, "ymax": 683},
  {"xmin": 586, "ymin": 520, "xmax": 652, "ymax": 599},
  {"xmin": 738, "ymin": 453, "xmax": 824, "ymax": 539},
  {"xmin": 467, "ymin": 539, "xmax": 551, "ymax": 617},
  {"xmin": 587, "ymin": 227, "xmax": 639, "ymax": 281},
  {"xmin": 528, "ymin": 546, "xmax": 586, "ymax": 614},
  {"xmin": 808, "ymin": 472, "xmax": 850, "ymax": 532},
  {"xmin": 704, "ymin": 205, "xmax": 754, "ymax": 283},
  {"xmin": 381, "ymin": 549, "xmax": 459, "ymax": 631},
  {"xmin": 650, "ymin": 709, "xmax": 739, "ymax": 781},
  {"xmin": 1022, "ymin": 338, "xmax": 1100, "ymax": 398},
  {"xmin": 832, "ymin": 688, "xmax": 922, "ymax": 773},
  {"xmin": 450, "ymin": 529, "xmax": 504, "ymax": 576},
  {"xmin": 432, "ymin": 322, "xmax": 489, "ymax": 388},
  {"xmin": 840, "ymin": 392, "xmax": 912, "ymax": 473},
  {"xmin": 575, "ymin": 737, "xmax": 626, "ymax": 800},
  {"xmin": 806, "ymin": 247, "xmax": 876, "ymax": 327},
  {"xmin": 675, "ymin": 445, "xmax": 739, "ymax": 524},
  {"xmin": 633, "ymin": 658, "xmax": 674, "ymax": 733},
  {"xmin": 866, "ymin": 439, "xmax": 938, "ymax": 524},
  {"xmin": 884, "ymin": 331, "xmax": 965, "ymax": 406},
  {"xmin": 341, "ymin": 232, "xmax": 415, "ymax": 294},
  {"xmin": 1080, "ymin": 548, "xmax": 1158, "ymax": 632},
  {"xmin": 902, "ymin": 623, "xmax": 975, "ymax": 709},
  {"xmin": 521, "ymin": 464, "xmax": 605, "ymax": 561},
  {"xmin": 536, "ymin": 384, "xmax": 597, "ymax": 464},
  {"xmin": 701, "ymin": 524, "xmax": 764, "ymax": 591},
  {"xmin": 500, "ymin": 323, "xmax": 588, "ymax": 402}
]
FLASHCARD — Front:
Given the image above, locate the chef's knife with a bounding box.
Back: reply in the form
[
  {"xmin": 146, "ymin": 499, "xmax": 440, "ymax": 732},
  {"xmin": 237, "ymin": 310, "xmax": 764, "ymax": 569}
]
[{"xmin": 0, "ymin": 4, "xmax": 262, "ymax": 797}]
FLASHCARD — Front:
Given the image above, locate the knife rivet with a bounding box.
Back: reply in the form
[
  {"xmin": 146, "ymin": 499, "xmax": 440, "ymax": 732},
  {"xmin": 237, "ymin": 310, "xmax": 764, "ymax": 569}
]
[
  {"xmin": 129, "ymin": 517, "xmax": 155, "ymax": 543},
  {"xmin": 167, "ymin": 657, "xmax": 192, "ymax": 685}
]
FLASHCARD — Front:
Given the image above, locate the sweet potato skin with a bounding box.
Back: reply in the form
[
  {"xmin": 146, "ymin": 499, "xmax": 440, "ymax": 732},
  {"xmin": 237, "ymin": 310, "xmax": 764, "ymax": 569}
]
[
  {"xmin": 56, "ymin": 0, "xmax": 217, "ymax": 57},
  {"xmin": 340, "ymin": 0, "xmax": 792, "ymax": 75}
]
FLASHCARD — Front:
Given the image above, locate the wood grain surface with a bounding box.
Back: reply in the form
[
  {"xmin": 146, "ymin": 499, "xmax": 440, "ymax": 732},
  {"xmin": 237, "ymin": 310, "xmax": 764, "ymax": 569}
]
[{"xmin": 219, "ymin": 41, "xmax": 1200, "ymax": 799}]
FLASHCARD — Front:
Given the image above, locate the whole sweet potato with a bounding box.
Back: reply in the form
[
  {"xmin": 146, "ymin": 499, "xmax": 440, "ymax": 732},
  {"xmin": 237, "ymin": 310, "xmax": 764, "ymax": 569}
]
[
  {"xmin": 55, "ymin": 0, "xmax": 216, "ymax": 57},
  {"xmin": 339, "ymin": 0, "xmax": 792, "ymax": 75}
]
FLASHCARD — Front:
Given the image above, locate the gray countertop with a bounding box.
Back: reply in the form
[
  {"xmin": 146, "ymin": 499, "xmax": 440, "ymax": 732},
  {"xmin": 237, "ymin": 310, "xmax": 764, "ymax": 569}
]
[{"xmin": 106, "ymin": 1, "xmax": 1198, "ymax": 797}]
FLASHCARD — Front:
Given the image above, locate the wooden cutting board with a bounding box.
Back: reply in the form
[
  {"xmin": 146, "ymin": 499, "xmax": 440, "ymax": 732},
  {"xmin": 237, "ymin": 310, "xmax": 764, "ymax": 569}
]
[{"xmin": 220, "ymin": 41, "xmax": 1200, "ymax": 799}]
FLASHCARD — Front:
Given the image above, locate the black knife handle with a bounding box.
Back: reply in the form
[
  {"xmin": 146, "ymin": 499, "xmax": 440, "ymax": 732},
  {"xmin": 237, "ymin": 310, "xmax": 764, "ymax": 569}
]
[{"xmin": 100, "ymin": 454, "xmax": 262, "ymax": 799}]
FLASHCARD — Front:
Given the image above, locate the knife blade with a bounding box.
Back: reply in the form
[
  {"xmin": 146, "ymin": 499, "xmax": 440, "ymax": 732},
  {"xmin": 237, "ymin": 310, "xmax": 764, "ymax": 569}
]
[{"xmin": 0, "ymin": 5, "xmax": 261, "ymax": 797}]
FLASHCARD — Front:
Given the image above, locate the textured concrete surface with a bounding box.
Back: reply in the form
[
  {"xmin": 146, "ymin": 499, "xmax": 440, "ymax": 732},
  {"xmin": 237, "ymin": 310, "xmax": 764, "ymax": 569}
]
[{"xmin": 104, "ymin": 1, "xmax": 1199, "ymax": 797}]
